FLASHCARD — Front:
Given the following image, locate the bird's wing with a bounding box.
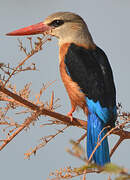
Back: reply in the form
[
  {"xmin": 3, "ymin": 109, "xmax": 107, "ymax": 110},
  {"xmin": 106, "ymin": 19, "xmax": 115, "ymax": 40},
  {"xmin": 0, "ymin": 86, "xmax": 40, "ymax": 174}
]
[{"xmin": 64, "ymin": 43, "xmax": 116, "ymax": 124}]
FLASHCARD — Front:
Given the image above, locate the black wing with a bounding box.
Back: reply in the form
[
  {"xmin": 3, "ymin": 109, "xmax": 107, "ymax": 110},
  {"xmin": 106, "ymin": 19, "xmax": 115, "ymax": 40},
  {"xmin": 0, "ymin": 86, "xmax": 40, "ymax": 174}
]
[{"xmin": 64, "ymin": 43, "xmax": 116, "ymax": 108}]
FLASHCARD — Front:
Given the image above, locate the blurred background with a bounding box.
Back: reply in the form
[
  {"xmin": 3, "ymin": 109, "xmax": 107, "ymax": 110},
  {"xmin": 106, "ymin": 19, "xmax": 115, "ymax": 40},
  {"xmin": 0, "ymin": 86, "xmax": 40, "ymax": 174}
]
[{"xmin": 0, "ymin": 0, "xmax": 130, "ymax": 179}]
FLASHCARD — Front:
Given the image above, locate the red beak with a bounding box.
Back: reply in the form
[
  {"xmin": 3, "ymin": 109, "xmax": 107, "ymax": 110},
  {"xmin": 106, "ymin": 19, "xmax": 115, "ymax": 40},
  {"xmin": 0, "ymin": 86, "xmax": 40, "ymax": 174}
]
[{"xmin": 6, "ymin": 22, "xmax": 51, "ymax": 36}]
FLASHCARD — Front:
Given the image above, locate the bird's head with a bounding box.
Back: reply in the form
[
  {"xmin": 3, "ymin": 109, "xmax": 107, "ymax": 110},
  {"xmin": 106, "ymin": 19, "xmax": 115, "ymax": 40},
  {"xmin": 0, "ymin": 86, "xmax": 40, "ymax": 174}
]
[{"xmin": 6, "ymin": 12, "xmax": 94, "ymax": 46}]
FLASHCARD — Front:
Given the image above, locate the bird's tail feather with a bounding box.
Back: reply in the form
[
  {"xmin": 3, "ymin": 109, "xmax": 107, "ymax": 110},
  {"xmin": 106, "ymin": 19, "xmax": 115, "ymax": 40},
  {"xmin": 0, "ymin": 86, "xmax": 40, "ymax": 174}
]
[{"xmin": 87, "ymin": 112, "xmax": 110, "ymax": 166}]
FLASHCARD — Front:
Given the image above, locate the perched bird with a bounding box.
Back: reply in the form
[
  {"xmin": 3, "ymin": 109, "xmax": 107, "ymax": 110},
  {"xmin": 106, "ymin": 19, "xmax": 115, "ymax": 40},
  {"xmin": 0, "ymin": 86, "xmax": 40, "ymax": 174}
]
[{"xmin": 6, "ymin": 12, "xmax": 117, "ymax": 166}]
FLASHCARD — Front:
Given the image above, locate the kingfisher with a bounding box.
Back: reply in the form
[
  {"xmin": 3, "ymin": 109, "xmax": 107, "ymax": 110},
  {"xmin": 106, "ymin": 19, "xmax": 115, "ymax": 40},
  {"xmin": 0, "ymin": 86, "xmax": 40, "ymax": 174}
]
[{"xmin": 6, "ymin": 12, "xmax": 117, "ymax": 166}]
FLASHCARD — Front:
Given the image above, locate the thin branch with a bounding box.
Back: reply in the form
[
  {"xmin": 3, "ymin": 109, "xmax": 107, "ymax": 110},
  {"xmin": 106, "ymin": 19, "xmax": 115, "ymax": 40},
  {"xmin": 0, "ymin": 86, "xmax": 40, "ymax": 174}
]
[
  {"xmin": 110, "ymin": 137, "xmax": 124, "ymax": 157},
  {"xmin": 76, "ymin": 132, "xmax": 87, "ymax": 144},
  {"xmin": 3, "ymin": 54, "xmax": 33, "ymax": 87},
  {"xmin": 0, "ymin": 106, "xmax": 44, "ymax": 151},
  {"xmin": 24, "ymin": 125, "xmax": 68, "ymax": 159}
]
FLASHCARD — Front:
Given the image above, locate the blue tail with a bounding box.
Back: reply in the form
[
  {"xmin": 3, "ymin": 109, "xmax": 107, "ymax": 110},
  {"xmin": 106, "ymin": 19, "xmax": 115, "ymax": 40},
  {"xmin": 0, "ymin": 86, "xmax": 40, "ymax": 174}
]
[{"xmin": 87, "ymin": 112, "xmax": 110, "ymax": 166}]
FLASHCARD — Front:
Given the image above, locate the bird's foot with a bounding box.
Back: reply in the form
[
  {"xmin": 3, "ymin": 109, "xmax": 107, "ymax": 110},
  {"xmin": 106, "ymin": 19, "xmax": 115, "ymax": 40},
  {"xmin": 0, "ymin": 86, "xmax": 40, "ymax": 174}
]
[
  {"xmin": 67, "ymin": 107, "xmax": 75, "ymax": 122},
  {"xmin": 67, "ymin": 112, "xmax": 74, "ymax": 122}
]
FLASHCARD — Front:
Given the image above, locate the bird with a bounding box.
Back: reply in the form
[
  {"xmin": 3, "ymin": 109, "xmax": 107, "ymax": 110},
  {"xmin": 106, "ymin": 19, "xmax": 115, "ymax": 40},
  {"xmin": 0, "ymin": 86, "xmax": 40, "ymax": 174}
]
[{"xmin": 6, "ymin": 12, "xmax": 117, "ymax": 166}]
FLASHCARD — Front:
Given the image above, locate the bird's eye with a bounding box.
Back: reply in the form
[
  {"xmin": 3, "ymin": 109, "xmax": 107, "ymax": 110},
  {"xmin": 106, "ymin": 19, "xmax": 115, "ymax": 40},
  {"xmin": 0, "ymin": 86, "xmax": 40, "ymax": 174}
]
[{"xmin": 49, "ymin": 20, "xmax": 64, "ymax": 27}]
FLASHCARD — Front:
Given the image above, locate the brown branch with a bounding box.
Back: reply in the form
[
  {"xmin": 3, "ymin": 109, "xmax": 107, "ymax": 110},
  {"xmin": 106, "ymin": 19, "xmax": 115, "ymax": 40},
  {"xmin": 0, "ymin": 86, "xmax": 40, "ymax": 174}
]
[
  {"xmin": 112, "ymin": 128, "xmax": 130, "ymax": 139},
  {"xmin": 0, "ymin": 85, "xmax": 130, "ymax": 152},
  {"xmin": 1, "ymin": 85, "xmax": 130, "ymax": 133},
  {"xmin": 110, "ymin": 137, "xmax": 124, "ymax": 157},
  {"xmin": 76, "ymin": 132, "xmax": 87, "ymax": 144},
  {"xmin": 0, "ymin": 85, "xmax": 86, "ymax": 129}
]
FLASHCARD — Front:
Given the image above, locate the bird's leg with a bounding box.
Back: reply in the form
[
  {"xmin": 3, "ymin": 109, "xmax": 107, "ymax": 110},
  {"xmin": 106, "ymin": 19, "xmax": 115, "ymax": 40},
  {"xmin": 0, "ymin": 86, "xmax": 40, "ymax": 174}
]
[{"xmin": 67, "ymin": 106, "xmax": 76, "ymax": 122}]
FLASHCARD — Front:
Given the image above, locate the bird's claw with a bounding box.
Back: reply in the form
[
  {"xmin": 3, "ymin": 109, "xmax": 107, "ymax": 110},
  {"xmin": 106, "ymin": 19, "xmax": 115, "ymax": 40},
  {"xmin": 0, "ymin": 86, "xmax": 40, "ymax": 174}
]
[
  {"xmin": 67, "ymin": 112, "xmax": 74, "ymax": 122},
  {"xmin": 67, "ymin": 107, "xmax": 75, "ymax": 122}
]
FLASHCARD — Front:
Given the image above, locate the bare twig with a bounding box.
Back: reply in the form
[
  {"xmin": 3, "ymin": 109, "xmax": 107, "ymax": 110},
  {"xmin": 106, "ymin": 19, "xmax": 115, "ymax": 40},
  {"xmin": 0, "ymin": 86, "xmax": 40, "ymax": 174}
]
[
  {"xmin": 110, "ymin": 137, "xmax": 124, "ymax": 157},
  {"xmin": 24, "ymin": 125, "xmax": 68, "ymax": 159},
  {"xmin": 3, "ymin": 54, "xmax": 33, "ymax": 86},
  {"xmin": 76, "ymin": 132, "xmax": 87, "ymax": 144},
  {"xmin": 3, "ymin": 36, "xmax": 50, "ymax": 87},
  {"xmin": 0, "ymin": 106, "xmax": 44, "ymax": 151}
]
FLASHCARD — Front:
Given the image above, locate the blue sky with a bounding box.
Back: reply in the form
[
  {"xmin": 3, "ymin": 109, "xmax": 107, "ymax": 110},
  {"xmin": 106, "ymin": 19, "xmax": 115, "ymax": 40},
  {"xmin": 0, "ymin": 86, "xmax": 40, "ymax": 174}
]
[{"xmin": 0, "ymin": 0, "xmax": 130, "ymax": 180}]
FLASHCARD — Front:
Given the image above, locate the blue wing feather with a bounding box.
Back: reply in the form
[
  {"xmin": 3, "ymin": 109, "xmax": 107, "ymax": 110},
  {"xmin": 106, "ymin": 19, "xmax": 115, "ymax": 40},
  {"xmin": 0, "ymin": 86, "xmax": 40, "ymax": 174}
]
[{"xmin": 87, "ymin": 98, "xmax": 116, "ymax": 124}]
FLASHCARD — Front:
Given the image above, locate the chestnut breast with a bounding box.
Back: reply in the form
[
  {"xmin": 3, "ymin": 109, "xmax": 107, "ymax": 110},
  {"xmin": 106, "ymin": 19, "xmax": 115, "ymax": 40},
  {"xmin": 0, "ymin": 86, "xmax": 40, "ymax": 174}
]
[{"xmin": 59, "ymin": 43, "xmax": 86, "ymax": 110}]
